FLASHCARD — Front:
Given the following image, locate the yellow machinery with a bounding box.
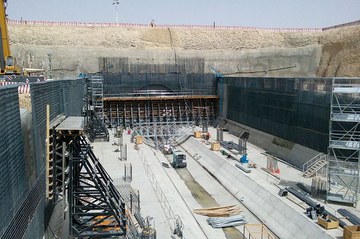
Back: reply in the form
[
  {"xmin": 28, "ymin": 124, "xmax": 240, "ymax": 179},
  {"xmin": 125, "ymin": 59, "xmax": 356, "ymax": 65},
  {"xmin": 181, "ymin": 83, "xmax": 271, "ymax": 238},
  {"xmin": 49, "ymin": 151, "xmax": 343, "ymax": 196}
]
[{"xmin": 0, "ymin": 0, "xmax": 20, "ymax": 75}]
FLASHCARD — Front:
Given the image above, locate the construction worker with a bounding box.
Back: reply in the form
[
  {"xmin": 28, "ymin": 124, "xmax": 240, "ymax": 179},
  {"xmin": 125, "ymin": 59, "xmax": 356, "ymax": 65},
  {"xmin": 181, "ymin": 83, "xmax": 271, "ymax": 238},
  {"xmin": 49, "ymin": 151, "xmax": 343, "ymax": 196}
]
[{"xmin": 150, "ymin": 19, "xmax": 155, "ymax": 27}]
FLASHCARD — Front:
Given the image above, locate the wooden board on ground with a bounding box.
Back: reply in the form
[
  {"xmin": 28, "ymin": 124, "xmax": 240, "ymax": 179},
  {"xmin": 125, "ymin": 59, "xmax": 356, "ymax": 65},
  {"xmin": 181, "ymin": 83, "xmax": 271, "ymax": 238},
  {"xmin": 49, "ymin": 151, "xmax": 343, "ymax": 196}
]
[{"xmin": 193, "ymin": 205, "xmax": 241, "ymax": 217}]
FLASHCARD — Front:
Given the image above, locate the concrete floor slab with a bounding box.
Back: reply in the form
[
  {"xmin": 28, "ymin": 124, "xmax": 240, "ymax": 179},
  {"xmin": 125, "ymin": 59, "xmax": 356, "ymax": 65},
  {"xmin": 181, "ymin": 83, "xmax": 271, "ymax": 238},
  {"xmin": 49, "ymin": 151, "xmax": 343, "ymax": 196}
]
[
  {"xmin": 89, "ymin": 126, "xmax": 353, "ymax": 239},
  {"xmin": 92, "ymin": 129, "xmax": 236, "ymax": 238},
  {"xmin": 92, "ymin": 130, "xmax": 172, "ymax": 239},
  {"xmin": 181, "ymin": 134, "xmax": 335, "ymax": 239}
]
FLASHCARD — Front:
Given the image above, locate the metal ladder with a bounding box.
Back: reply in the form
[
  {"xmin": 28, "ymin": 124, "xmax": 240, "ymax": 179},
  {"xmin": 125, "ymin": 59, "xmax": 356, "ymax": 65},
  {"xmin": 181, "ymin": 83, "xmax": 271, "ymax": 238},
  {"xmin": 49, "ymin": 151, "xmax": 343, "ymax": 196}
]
[
  {"xmin": 91, "ymin": 75, "xmax": 104, "ymax": 121},
  {"xmin": 303, "ymin": 154, "xmax": 328, "ymax": 178}
]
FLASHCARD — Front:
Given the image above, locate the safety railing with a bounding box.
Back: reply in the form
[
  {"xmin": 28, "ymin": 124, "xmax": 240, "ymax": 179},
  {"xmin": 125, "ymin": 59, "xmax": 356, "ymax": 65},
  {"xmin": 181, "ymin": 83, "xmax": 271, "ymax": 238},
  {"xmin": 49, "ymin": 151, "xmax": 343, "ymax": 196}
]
[
  {"xmin": 8, "ymin": 19, "xmax": 322, "ymax": 32},
  {"xmin": 302, "ymin": 153, "xmax": 326, "ymax": 172},
  {"xmin": 138, "ymin": 148, "xmax": 181, "ymax": 236},
  {"xmin": 243, "ymin": 224, "xmax": 276, "ymax": 239}
]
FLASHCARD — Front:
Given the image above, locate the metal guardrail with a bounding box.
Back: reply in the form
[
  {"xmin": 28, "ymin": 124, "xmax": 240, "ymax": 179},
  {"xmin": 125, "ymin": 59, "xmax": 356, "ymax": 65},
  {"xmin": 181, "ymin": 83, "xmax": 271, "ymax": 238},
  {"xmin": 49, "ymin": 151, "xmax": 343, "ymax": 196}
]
[
  {"xmin": 138, "ymin": 149, "xmax": 181, "ymax": 237},
  {"xmin": 243, "ymin": 224, "xmax": 276, "ymax": 239},
  {"xmin": 8, "ymin": 19, "xmax": 322, "ymax": 32},
  {"xmin": 113, "ymin": 179, "xmax": 140, "ymax": 215},
  {"xmin": 302, "ymin": 153, "xmax": 325, "ymax": 172}
]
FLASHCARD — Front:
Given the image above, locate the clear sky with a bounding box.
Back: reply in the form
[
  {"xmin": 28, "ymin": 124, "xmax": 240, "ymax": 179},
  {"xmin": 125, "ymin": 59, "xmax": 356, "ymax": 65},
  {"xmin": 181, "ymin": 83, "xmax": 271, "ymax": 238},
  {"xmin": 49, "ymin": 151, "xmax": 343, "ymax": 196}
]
[{"xmin": 7, "ymin": 0, "xmax": 360, "ymax": 28}]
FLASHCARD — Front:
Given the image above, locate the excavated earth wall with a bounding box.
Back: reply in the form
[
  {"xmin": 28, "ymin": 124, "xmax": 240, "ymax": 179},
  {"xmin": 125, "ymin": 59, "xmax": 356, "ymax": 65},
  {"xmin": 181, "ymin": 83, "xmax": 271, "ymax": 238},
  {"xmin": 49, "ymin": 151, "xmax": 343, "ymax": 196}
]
[{"xmin": 8, "ymin": 23, "xmax": 360, "ymax": 78}]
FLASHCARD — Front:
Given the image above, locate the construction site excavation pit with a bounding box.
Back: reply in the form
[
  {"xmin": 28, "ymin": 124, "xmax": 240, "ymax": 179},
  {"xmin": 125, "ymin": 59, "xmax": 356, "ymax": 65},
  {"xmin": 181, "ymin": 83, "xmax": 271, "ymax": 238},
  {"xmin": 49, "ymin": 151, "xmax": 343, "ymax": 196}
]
[{"xmin": 4, "ymin": 14, "xmax": 360, "ymax": 239}]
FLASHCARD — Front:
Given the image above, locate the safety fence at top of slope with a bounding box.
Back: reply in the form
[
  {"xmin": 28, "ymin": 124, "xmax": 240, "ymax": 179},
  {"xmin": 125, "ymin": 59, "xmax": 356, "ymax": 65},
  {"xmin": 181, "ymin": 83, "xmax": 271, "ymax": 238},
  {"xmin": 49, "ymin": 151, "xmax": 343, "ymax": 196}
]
[
  {"xmin": 0, "ymin": 76, "xmax": 47, "ymax": 94},
  {"xmin": 7, "ymin": 19, "xmax": 322, "ymax": 32},
  {"xmin": 322, "ymin": 19, "xmax": 360, "ymax": 31}
]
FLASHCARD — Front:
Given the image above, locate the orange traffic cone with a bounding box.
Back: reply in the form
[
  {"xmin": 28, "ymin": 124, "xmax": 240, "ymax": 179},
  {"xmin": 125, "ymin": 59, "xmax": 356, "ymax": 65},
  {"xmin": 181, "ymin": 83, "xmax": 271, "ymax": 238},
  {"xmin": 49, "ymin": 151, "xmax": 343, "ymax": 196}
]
[
  {"xmin": 276, "ymin": 168, "xmax": 280, "ymax": 174},
  {"xmin": 271, "ymin": 167, "xmax": 275, "ymax": 174}
]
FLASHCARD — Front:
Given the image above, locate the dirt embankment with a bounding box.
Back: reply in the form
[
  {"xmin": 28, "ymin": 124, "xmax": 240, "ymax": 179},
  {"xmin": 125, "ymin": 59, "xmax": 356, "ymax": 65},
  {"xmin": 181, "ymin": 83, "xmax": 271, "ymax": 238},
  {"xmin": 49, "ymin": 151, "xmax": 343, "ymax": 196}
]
[
  {"xmin": 8, "ymin": 23, "xmax": 360, "ymax": 77},
  {"xmin": 9, "ymin": 25, "xmax": 320, "ymax": 50},
  {"xmin": 317, "ymin": 26, "xmax": 360, "ymax": 77}
]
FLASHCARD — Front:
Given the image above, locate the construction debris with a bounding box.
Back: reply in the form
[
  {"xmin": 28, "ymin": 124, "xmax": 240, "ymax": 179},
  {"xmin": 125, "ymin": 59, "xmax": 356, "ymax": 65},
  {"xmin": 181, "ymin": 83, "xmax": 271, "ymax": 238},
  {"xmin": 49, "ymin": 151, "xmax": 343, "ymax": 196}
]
[
  {"xmin": 248, "ymin": 162, "xmax": 257, "ymax": 168},
  {"xmin": 207, "ymin": 215, "xmax": 247, "ymax": 228},
  {"xmin": 193, "ymin": 205, "xmax": 241, "ymax": 217},
  {"xmin": 235, "ymin": 163, "xmax": 251, "ymax": 173}
]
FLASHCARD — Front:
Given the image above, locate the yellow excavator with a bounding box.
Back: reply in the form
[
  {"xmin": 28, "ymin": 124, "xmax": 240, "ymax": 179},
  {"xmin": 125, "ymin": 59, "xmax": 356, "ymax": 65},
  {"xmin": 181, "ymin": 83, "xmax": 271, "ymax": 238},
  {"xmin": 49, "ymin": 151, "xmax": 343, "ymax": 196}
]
[
  {"xmin": 0, "ymin": 0, "xmax": 21, "ymax": 75},
  {"xmin": 0, "ymin": 0, "xmax": 43, "ymax": 77}
]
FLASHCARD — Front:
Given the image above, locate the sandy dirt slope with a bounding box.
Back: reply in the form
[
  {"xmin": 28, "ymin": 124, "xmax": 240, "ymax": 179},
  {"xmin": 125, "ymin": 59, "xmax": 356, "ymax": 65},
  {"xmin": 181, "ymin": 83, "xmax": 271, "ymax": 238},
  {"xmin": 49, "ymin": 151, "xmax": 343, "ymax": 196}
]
[
  {"xmin": 9, "ymin": 25, "xmax": 320, "ymax": 50},
  {"xmin": 317, "ymin": 26, "xmax": 360, "ymax": 77},
  {"xmin": 8, "ymin": 23, "xmax": 360, "ymax": 77}
]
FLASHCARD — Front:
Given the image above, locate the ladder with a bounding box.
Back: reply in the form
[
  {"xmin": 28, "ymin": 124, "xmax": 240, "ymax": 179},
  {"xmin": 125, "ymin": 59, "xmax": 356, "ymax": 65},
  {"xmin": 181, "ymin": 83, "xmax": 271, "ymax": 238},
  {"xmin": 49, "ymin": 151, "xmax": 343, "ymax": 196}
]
[
  {"xmin": 303, "ymin": 155, "xmax": 328, "ymax": 178},
  {"xmin": 91, "ymin": 75, "xmax": 104, "ymax": 121}
]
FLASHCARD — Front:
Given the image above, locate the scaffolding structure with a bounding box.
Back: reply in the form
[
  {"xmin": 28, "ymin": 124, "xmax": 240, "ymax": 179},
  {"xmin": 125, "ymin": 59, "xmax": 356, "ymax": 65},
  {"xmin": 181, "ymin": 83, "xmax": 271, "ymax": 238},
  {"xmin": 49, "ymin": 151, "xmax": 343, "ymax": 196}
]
[
  {"xmin": 103, "ymin": 96, "xmax": 217, "ymax": 128},
  {"xmin": 49, "ymin": 116, "xmax": 77, "ymax": 203},
  {"xmin": 103, "ymin": 94, "xmax": 217, "ymax": 149},
  {"xmin": 46, "ymin": 116, "xmax": 157, "ymax": 238},
  {"xmin": 48, "ymin": 117, "xmax": 127, "ymax": 237},
  {"xmin": 86, "ymin": 75, "xmax": 109, "ymax": 141},
  {"xmin": 327, "ymin": 77, "xmax": 360, "ymax": 206},
  {"xmin": 134, "ymin": 121, "xmax": 194, "ymax": 149},
  {"xmin": 91, "ymin": 75, "xmax": 104, "ymax": 121},
  {"xmin": 69, "ymin": 135, "xmax": 127, "ymax": 237}
]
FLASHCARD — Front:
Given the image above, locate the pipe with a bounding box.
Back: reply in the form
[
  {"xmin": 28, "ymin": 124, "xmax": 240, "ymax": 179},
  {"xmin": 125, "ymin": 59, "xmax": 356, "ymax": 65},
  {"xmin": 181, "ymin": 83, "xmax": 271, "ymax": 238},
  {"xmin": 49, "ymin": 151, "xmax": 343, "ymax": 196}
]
[
  {"xmin": 338, "ymin": 209, "xmax": 360, "ymax": 225},
  {"xmin": 287, "ymin": 187, "xmax": 347, "ymax": 228}
]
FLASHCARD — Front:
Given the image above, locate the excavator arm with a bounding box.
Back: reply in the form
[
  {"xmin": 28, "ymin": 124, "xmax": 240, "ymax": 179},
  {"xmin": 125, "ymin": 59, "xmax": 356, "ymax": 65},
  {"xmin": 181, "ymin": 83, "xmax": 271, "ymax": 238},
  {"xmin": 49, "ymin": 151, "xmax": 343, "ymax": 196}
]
[{"xmin": 0, "ymin": 0, "xmax": 20, "ymax": 75}]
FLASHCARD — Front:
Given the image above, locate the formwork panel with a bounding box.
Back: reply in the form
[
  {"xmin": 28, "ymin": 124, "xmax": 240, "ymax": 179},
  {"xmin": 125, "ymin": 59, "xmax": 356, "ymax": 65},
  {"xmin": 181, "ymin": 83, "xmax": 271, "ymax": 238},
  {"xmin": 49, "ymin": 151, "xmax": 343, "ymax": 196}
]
[
  {"xmin": 224, "ymin": 77, "xmax": 332, "ymax": 152},
  {"xmin": 61, "ymin": 79, "xmax": 85, "ymax": 116},
  {"xmin": 31, "ymin": 81, "xmax": 65, "ymax": 173},
  {"xmin": 0, "ymin": 85, "xmax": 26, "ymax": 238},
  {"xmin": 20, "ymin": 171, "xmax": 46, "ymax": 239},
  {"xmin": 1, "ymin": 170, "xmax": 46, "ymax": 239},
  {"xmin": 1, "ymin": 80, "xmax": 86, "ymax": 239},
  {"xmin": 100, "ymin": 57, "xmax": 206, "ymax": 75},
  {"xmin": 103, "ymin": 73, "xmax": 216, "ymax": 97},
  {"xmin": 104, "ymin": 97, "xmax": 218, "ymax": 127}
]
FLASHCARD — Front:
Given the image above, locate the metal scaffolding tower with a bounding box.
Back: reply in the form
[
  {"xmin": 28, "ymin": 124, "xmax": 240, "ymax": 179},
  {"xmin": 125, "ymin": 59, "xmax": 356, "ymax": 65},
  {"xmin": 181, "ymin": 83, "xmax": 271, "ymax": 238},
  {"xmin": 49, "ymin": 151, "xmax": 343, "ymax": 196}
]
[
  {"xmin": 134, "ymin": 121, "xmax": 193, "ymax": 149},
  {"xmin": 86, "ymin": 75, "xmax": 109, "ymax": 141},
  {"xmin": 327, "ymin": 77, "xmax": 360, "ymax": 206},
  {"xmin": 69, "ymin": 135, "xmax": 127, "ymax": 237},
  {"xmin": 91, "ymin": 75, "xmax": 104, "ymax": 121},
  {"xmin": 103, "ymin": 96, "xmax": 218, "ymax": 128},
  {"xmin": 48, "ymin": 117, "xmax": 127, "ymax": 237},
  {"xmin": 103, "ymin": 95, "xmax": 217, "ymax": 150},
  {"xmin": 47, "ymin": 116, "xmax": 157, "ymax": 238}
]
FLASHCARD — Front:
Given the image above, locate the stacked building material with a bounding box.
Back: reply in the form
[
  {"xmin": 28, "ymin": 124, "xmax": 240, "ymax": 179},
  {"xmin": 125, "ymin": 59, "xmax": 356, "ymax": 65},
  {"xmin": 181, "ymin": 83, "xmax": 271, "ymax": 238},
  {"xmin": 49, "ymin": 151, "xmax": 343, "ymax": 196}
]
[
  {"xmin": 338, "ymin": 209, "xmax": 360, "ymax": 225},
  {"xmin": 193, "ymin": 205, "xmax": 241, "ymax": 217},
  {"xmin": 207, "ymin": 215, "xmax": 247, "ymax": 228}
]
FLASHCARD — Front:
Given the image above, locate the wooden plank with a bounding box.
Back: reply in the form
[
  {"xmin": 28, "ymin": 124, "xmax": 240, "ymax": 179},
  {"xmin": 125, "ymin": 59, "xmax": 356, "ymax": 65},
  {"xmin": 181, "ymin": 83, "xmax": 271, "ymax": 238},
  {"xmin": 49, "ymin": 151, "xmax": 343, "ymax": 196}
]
[{"xmin": 193, "ymin": 205, "xmax": 242, "ymax": 217}]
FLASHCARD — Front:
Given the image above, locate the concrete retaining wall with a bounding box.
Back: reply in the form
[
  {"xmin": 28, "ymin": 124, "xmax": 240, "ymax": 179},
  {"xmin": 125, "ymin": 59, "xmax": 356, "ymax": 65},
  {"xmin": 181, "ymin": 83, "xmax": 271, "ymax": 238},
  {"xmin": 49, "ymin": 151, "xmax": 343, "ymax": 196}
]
[
  {"xmin": 222, "ymin": 119, "xmax": 320, "ymax": 169},
  {"xmin": 181, "ymin": 137, "xmax": 332, "ymax": 239}
]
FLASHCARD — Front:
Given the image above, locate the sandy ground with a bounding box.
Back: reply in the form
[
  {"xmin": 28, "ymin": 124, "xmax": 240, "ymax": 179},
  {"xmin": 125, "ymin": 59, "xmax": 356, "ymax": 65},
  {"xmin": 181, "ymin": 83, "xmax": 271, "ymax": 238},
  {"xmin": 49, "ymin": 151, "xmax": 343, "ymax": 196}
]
[{"xmin": 18, "ymin": 94, "xmax": 31, "ymax": 111}]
